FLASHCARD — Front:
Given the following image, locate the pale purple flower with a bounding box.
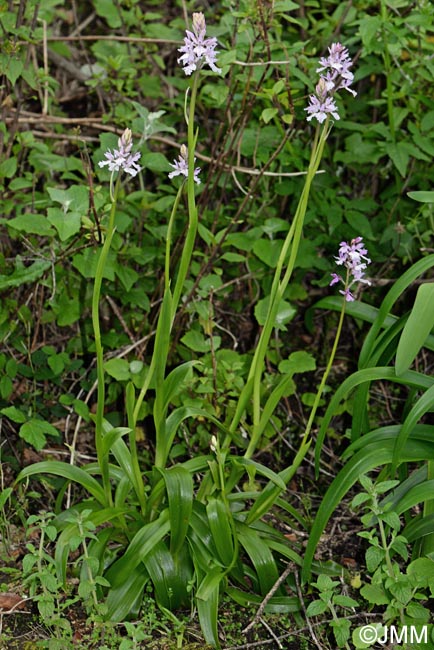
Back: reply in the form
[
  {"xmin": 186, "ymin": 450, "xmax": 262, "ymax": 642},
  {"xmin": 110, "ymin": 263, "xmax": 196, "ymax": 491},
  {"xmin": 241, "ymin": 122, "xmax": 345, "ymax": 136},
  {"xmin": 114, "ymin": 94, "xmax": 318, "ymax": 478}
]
[
  {"xmin": 317, "ymin": 43, "xmax": 357, "ymax": 96},
  {"xmin": 305, "ymin": 42, "xmax": 356, "ymax": 124},
  {"xmin": 168, "ymin": 144, "xmax": 201, "ymax": 184},
  {"xmin": 178, "ymin": 12, "xmax": 221, "ymax": 76},
  {"xmin": 305, "ymin": 78, "xmax": 340, "ymax": 123},
  {"xmin": 330, "ymin": 236, "xmax": 371, "ymax": 301},
  {"xmin": 99, "ymin": 128, "xmax": 141, "ymax": 177}
]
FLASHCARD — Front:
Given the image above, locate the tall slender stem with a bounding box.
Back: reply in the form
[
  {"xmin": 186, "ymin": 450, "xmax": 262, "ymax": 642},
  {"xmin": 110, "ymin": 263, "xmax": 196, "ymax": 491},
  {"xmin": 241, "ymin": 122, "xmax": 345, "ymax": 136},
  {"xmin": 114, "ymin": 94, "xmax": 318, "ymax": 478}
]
[{"xmin": 92, "ymin": 176, "xmax": 120, "ymax": 507}]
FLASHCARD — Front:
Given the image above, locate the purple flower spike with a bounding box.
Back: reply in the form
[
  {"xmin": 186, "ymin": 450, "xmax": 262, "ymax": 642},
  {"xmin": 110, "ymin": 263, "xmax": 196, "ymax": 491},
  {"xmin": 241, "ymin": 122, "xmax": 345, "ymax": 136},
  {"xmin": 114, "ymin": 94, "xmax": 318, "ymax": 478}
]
[
  {"xmin": 99, "ymin": 128, "xmax": 141, "ymax": 178},
  {"xmin": 168, "ymin": 144, "xmax": 201, "ymax": 184},
  {"xmin": 305, "ymin": 78, "xmax": 340, "ymax": 123},
  {"xmin": 330, "ymin": 236, "xmax": 371, "ymax": 302},
  {"xmin": 305, "ymin": 42, "xmax": 356, "ymax": 124},
  {"xmin": 178, "ymin": 12, "xmax": 221, "ymax": 76}
]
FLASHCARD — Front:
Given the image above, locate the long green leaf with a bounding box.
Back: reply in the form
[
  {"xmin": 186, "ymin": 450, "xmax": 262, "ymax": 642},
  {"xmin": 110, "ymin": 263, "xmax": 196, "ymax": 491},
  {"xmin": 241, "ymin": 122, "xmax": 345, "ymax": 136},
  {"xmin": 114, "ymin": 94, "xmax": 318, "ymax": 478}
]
[
  {"xmin": 188, "ymin": 503, "xmax": 219, "ymax": 573},
  {"xmin": 231, "ymin": 457, "xmax": 286, "ymax": 490},
  {"xmin": 314, "ymin": 367, "xmax": 434, "ymax": 473},
  {"xmin": 396, "ymin": 283, "xmax": 434, "ymax": 375},
  {"xmin": 105, "ymin": 563, "xmax": 149, "ymax": 621},
  {"xmin": 392, "ymin": 383, "xmax": 434, "ymax": 471},
  {"xmin": 236, "ymin": 523, "xmax": 280, "ymax": 594},
  {"xmin": 161, "ymin": 361, "xmax": 198, "ymax": 413},
  {"xmin": 207, "ymin": 497, "xmax": 235, "ymax": 566},
  {"xmin": 143, "ymin": 540, "xmax": 190, "ymax": 609},
  {"xmin": 16, "ymin": 461, "xmax": 107, "ymax": 505},
  {"xmin": 403, "ymin": 514, "xmax": 434, "ymax": 543},
  {"xmin": 227, "ymin": 586, "xmax": 300, "ymax": 613},
  {"xmin": 359, "ymin": 254, "xmax": 434, "ymax": 368},
  {"xmin": 105, "ymin": 510, "xmax": 170, "ymax": 585},
  {"xmin": 306, "ymin": 296, "xmax": 397, "ymax": 334},
  {"xmin": 158, "ymin": 465, "xmax": 193, "ymax": 556},
  {"xmin": 197, "ymin": 568, "xmax": 221, "ymax": 648}
]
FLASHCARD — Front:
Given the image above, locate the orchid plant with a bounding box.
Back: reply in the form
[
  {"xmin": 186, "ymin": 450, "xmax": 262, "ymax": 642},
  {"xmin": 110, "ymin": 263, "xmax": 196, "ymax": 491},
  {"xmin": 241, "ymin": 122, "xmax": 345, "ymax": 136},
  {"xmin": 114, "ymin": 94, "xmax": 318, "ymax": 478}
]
[{"xmin": 17, "ymin": 18, "xmax": 365, "ymax": 648}]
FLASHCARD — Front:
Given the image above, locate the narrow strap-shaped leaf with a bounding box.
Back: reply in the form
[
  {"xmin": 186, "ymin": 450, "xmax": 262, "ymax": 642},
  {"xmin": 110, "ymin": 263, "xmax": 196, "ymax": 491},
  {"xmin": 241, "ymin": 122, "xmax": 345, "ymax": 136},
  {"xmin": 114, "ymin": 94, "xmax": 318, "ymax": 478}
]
[
  {"xmin": 396, "ymin": 283, "xmax": 434, "ymax": 375},
  {"xmin": 314, "ymin": 367, "xmax": 434, "ymax": 473},
  {"xmin": 16, "ymin": 461, "xmax": 107, "ymax": 505},
  {"xmin": 206, "ymin": 497, "xmax": 235, "ymax": 566},
  {"xmin": 158, "ymin": 465, "xmax": 193, "ymax": 556},
  {"xmin": 196, "ymin": 567, "xmax": 221, "ymax": 648},
  {"xmin": 392, "ymin": 383, "xmax": 434, "ymax": 471},
  {"xmin": 227, "ymin": 586, "xmax": 300, "ymax": 613},
  {"xmin": 143, "ymin": 540, "xmax": 190, "ymax": 609},
  {"xmin": 105, "ymin": 562, "xmax": 149, "ymax": 621},
  {"xmin": 236, "ymin": 522, "xmax": 280, "ymax": 594}
]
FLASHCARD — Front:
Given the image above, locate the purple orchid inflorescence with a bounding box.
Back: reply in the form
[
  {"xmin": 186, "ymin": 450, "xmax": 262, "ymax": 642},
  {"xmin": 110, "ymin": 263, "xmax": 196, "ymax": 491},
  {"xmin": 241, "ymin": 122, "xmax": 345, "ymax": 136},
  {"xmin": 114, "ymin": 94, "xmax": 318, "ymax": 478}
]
[
  {"xmin": 330, "ymin": 236, "xmax": 371, "ymax": 302},
  {"xmin": 99, "ymin": 128, "xmax": 141, "ymax": 177},
  {"xmin": 168, "ymin": 144, "xmax": 201, "ymax": 184},
  {"xmin": 178, "ymin": 12, "xmax": 221, "ymax": 76},
  {"xmin": 305, "ymin": 42, "xmax": 356, "ymax": 124}
]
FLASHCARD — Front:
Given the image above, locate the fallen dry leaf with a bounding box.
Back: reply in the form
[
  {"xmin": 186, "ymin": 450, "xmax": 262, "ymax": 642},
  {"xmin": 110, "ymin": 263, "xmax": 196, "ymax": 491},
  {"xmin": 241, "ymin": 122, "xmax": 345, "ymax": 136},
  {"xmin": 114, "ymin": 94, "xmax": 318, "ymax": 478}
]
[{"xmin": 0, "ymin": 592, "xmax": 28, "ymax": 612}]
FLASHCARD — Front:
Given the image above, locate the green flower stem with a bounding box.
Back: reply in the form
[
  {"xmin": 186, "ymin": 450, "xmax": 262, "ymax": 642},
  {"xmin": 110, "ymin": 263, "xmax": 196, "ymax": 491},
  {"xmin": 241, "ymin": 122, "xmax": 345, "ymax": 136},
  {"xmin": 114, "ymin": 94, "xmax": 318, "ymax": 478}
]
[
  {"xmin": 92, "ymin": 175, "xmax": 121, "ymax": 507},
  {"xmin": 380, "ymin": 0, "xmax": 395, "ymax": 142},
  {"xmin": 171, "ymin": 71, "xmax": 200, "ymax": 319},
  {"xmin": 246, "ymin": 293, "xmax": 347, "ymax": 526},
  {"xmin": 227, "ymin": 120, "xmax": 330, "ymax": 458},
  {"xmin": 132, "ymin": 72, "xmax": 200, "ymax": 470},
  {"xmin": 309, "ymin": 289, "xmax": 347, "ymax": 473},
  {"xmin": 165, "ymin": 184, "xmax": 184, "ymax": 293}
]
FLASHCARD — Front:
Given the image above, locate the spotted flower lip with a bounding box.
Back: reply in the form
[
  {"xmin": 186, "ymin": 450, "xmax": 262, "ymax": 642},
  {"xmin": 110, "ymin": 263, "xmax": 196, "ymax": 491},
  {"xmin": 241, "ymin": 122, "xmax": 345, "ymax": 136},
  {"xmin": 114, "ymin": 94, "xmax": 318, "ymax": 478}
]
[
  {"xmin": 98, "ymin": 128, "xmax": 141, "ymax": 178},
  {"xmin": 330, "ymin": 236, "xmax": 371, "ymax": 302},
  {"xmin": 168, "ymin": 144, "xmax": 201, "ymax": 185},
  {"xmin": 178, "ymin": 12, "xmax": 221, "ymax": 76}
]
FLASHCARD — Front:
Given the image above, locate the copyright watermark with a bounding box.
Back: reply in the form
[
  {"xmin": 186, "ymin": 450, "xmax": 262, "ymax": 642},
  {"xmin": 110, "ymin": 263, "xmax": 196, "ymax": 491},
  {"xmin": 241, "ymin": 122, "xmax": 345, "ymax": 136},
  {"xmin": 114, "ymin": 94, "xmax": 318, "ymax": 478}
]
[{"xmin": 353, "ymin": 624, "xmax": 432, "ymax": 647}]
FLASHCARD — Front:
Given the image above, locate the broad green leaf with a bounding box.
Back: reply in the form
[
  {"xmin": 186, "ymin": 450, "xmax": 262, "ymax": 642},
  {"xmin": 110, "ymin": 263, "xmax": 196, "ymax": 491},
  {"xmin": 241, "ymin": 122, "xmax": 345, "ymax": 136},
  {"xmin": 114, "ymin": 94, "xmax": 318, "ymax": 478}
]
[
  {"xmin": 261, "ymin": 107, "xmax": 278, "ymax": 124},
  {"xmin": 0, "ymin": 260, "xmax": 51, "ymax": 290},
  {"xmin": 254, "ymin": 296, "xmax": 296, "ymax": 330},
  {"xmin": 115, "ymin": 266, "xmax": 139, "ymax": 292},
  {"xmin": 392, "ymin": 383, "xmax": 434, "ymax": 471},
  {"xmin": 227, "ymin": 586, "xmax": 300, "ymax": 613},
  {"xmin": 47, "ymin": 207, "xmax": 81, "ymax": 241},
  {"xmin": 4, "ymin": 57, "xmax": 23, "ymax": 85},
  {"xmin": 105, "ymin": 564, "xmax": 149, "ymax": 621},
  {"xmin": 181, "ymin": 329, "xmax": 221, "ymax": 352},
  {"xmin": 252, "ymin": 239, "xmax": 282, "ymax": 268},
  {"xmin": 359, "ymin": 254, "xmax": 434, "ymax": 367},
  {"xmin": 161, "ymin": 361, "xmax": 197, "ymax": 413},
  {"xmin": 306, "ymin": 599, "xmax": 328, "ymax": 616},
  {"xmin": 396, "ymin": 283, "xmax": 434, "ymax": 375},
  {"xmin": 93, "ymin": 0, "xmax": 122, "ymax": 27},
  {"xmin": 20, "ymin": 419, "xmax": 59, "ymax": 451},
  {"xmin": 278, "ymin": 350, "xmax": 316, "ymax": 375},
  {"xmin": 104, "ymin": 358, "xmax": 130, "ymax": 381},
  {"xmin": 1, "ymin": 406, "xmax": 27, "ymax": 423},
  {"xmin": 105, "ymin": 511, "xmax": 170, "ymax": 582},
  {"xmin": 231, "ymin": 457, "xmax": 286, "ymax": 490}
]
